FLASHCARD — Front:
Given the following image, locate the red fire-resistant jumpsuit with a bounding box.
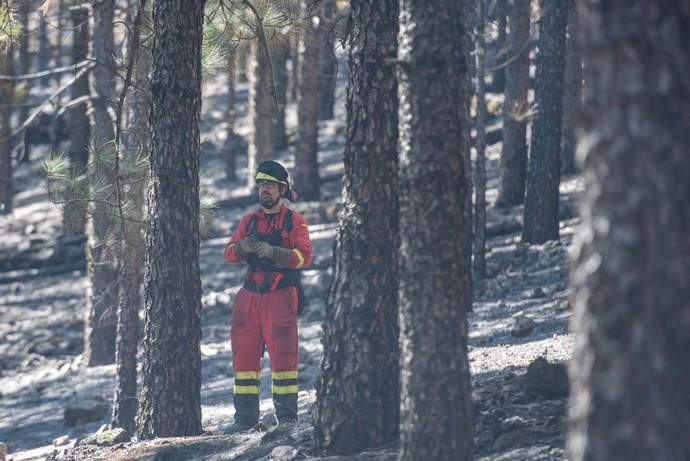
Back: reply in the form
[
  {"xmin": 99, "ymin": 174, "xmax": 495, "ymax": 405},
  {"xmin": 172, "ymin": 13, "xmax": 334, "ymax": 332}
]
[{"xmin": 224, "ymin": 204, "xmax": 312, "ymax": 426}]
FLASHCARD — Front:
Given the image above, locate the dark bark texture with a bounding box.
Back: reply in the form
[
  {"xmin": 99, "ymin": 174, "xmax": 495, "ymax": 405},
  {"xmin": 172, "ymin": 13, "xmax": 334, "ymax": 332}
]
[
  {"xmin": 497, "ymin": 0, "xmax": 530, "ymax": 207},
  {"xmin": 561, "ymin": 0, "xmax": 580, "ymax": 175},
  {"xmin": 397, "ymin": 1, "xmax": 474, "ymax": 460},
  {"xmin": 295, "ymin": 1, "xmax": 321, "ymax": 201},
  {"xmin": 224, "ymin": 52, "xmax": 238, "ymax": 180},
  {"xmin": 272, "ymin": 48, "xmax": 288, "ymax": 152},
  {"xmin": 522, "ymin": 0, "xmax": 566, "ymax": 244},
  {"xmin": 318, "ymin": 0, "xmax": 336, "ymax": 120},
  {"xmin": 247, "ymin": 40, "xmax": 273, "ymax": 188},
  {"xmin": 313, "ymin": 0, "xmax": 399, "ymax": 454},
  {"xmin": 136, "ymin": 0, "xmax": 205, "ymax": 439},
  {"xmin": 473, "ymin": 0, "xmax": 488, "ymax": 280},
  {"xmin": 0, "ymin": 44, "xmax": 13, "ymax": 215},
  {"xmin": 568, "ymin": 3, "xmax": 690, "ymax": 461},
  {"xmin": 84, "ymin": 0, "xmax": 118, "ymax": 366}
]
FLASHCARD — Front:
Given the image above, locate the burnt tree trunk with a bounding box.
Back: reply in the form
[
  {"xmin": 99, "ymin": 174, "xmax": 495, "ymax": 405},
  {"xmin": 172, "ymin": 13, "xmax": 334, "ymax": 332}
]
[
  {"xmin": 473, "ymin": 0, "xmax": 488, "ymax": 280},
  {"xmin": 561, "ymin": 0, "xmax": 580, "ymax": 175},
  {"xmin": 136, "ymin": 0, "xmax": 205, "ymax": 439},
  {"xmin": 568, "ymin": 3, "xmax": 690, "ymax": 461},
  {"xmin": 83, "ymin": 0, "xmax": 119, "ymax": 367},
  {"xmin": 490, "ymin": 0, "xmax": 507, "ymax": 92},
  {"xmin": 294, "ymin": 0, "xmax": 321, "ymax": 201},
  {"xmin": 247, "ymin": 39, "xmax": 273, "ymax": 188},
  {"xmin": 497, "ymin": 0, "xmax": 530, "ymax": 207},
  {"xmin": 272, "ymin": 47, "xmax": 288, "ymax": 153},
  {"xmin": 397, "ymin": 0, "xmax": 474, "ymax": 459},
  {"xmin": 318, "ymin": 0, "xmax": 336, "ymax": 120},
  {"xmin": 521, "ymin": 0, "xmax": 566, "ymax": 244},
  {"xmin": 0, "ymin": 44, "xmax": 13, "ymax": 215},
  {"xmin": 313, "ymin": 0, "xmax": 399, "ymax": 454},
  {"xmin": 224, "ymin": 51, "xmax": 238, "ymax": 180}
]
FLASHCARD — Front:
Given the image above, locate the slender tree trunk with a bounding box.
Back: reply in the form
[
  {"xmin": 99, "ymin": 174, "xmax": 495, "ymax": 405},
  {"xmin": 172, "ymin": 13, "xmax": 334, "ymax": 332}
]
[
  {"xmin": 83, "ymin": 0, "xmax": 118, "ymax": 367},
  {"xmin": 569, "ymin": 3, "xmax": 690, "ymax": 461},
  {"xmin": 111, "ymin": 3, "xmax": 151, "ymax": 433},
  {"xmin": 247, "ymin": 40, "xmax": 273, "ymax": 189},
  {"xmin": 18, "ymin": 0, "xmax": 31, "ymax": 137},
  {"xmin": 288, "ymin": 36, "xmax": 299, "ymax": 104},
  {"xmin": 294, "ymin": 0, "xmax": 321, "ymax": 201},
  {"xmin": 397, "ymin": 1, "xmax": 474, "ymax": 459},
  {"xmin": 491, "ymin": 0, "xmax": 507, "ymax": 92},
  {"xmin": 561, "ymin": 0, "xmax": 580, "ymax": 175},
  {"xmin": 473, "ymin": 0, "xmax": 488, "ymax": 280},
  {"xmin": 224, "ymin": 52, "xmax": 238, "ymax": 180},
  {"xmin": 497, "ymin": 0, "xmax": 530, "ymax": 207},
  {"xmin": 272, "ymin": 48, "xmax": 288, "ymax": 152},
  {"xmin": 0, "ymin": 45, "xmax": 14, "ymax": 215},
  {"xmin": 318, "ymin": 0, "xmax": 336, "ymax": 120},
  {"xmin": 137, "ymin": 0, "xmax": 205, "ymax": 439},
  {"xmin": 63, "ymin": 5, "xmax": 91, "ymax": 235},
  {"xmin": 313, "ymin": 0, "xmax": 399, "ymax": 454},
  {"xmin": 38, "ymin": 11, "xmax": 51, "ymax": 86},
  {"xmin": 521, "ymin": 0, "xmax": 566, "ymax": 244}
]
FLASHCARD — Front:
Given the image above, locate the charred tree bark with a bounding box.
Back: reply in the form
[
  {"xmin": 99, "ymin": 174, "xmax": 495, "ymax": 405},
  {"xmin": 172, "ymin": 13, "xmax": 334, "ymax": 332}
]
[
  {"xmin": 313, "ymin": 0, "xmax": 399, "ymax": 454},
  {"xmin": 0, "ymin": 44, "xmax": 14, "ymax": 215},
  {"xmin": 497, "ymin": 0, "xmax": 530, "ymax": 207},
  {"xmin": 569, "ymin": 3, "xmax": 690, "ymax": 461},
  {"xmin": 38, "ymin": 11, "xmax": 51, "ymax": 86},
  {"xmin": 490, "ymin": 0, "xmax": 507, "ymax": 92},
  {"xmin": 397, "ymin": 1, "xmax": 474, "ymax": 460},
  {"xmin": 136, "ymin": 0, "xmax": 204, "ymax": 439},
  {"xmin": 318, "ymin": 0, "xmax": 336, "ymax": 120},
  {"xmin": 247, "ymin": 40, "xmax": 273, "ymax": 188},
  {"xmin": 474, "ymin": 0, "xmax": 488, "ymax": 280},
  {"xmin": 521, "ymin": 0, "xmax": 566, "ymax": 244},
  {"xmin": 272, "ymin": 48, "xmax": 288, "ymax": 152},
  {"xmin": 84, "ymin": 0, "xmax": 118, "ymax": 367},
  {"xmin": 224, "ymin": 51, "xmax": 238, "ymax": 181},
  {"xmin": 561, "ymin": 0, "xmax": 580, "ymax": 175},
  {"xmin": 295, "ymin": 0, "xmax": 321, "ymax": 201}
]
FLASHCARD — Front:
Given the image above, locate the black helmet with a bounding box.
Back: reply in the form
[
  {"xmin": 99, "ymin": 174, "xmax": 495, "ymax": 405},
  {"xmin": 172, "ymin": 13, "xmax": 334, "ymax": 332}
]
[{"xmin": 255, "ymin": 160, "xmax": 297, "ymax": 202}]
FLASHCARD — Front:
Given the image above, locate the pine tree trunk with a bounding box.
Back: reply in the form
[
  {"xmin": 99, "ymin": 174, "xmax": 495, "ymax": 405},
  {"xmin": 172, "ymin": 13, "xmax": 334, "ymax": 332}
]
[
  {"xmin": 295, "ymin": 1, "xmax": 321, "ymax": 201},
  {"xmin": 491, "ymin": 0, "xmax": 507, "ymax": 92},
  {"xmin": 313, "ymin": 0, "xmax": 399, "ymax": 454},
  {"xmin": 247, "ymin": 40, "xmax": 273, "ymax": 189},
  {"xmin": 497, "ymin": 0, "xmax": 530, "ymax": 207},
  {"xmin": 288, "ymin": 36, "xmax": 299, "ymax": 104},
  {"xmin": 63, "ymin": 5, "xmax": 91, "ymax": 236},
  {"xmin": 569, "ymin": 4, "xmax": 690, "ymax": 460},
  {"xmin": 83, "ymin": 0, "xmax": 118, "ymax": 367},
  {"xmin": 272, "ymin": 48, "xmax": 288, "ymax": 152},
  {"xmin": 18, "ymin": 0, "xmax": 31, "ymax": 141},
  {"xmin": 318, "ymin": 0, "xmax": 336, "ymax": 121},
  {"xmin": 473, "ymin": 0, "xmax": 488, "ymax": 280},
  {"xmin": 560, "ymin": 2, "xmax": 580, "ymax": 175},
  {"xmin": 0, "ymin": 46, "xmax": 13, "ymax": 215},
  {"xmin": 137, "ymin": 0, "xmax": 205, "ymax": 438},
  {"xmin": 224, "ymin": 52, "xmax": 238, "ymax": 181},
  {"xmin": 111, "ymin": 7, "xmax": 151, "ymax": 432},
  {"xmin": 521, "ymin": 0, "xmax": 566, "ymax": 244},
  {"xmin": 397, "ymin": 1, "xmax": 474, "ymax": 459},
  {"xmin": 38, "ymin": 12, "xmax": 51, "ymax": 86}
]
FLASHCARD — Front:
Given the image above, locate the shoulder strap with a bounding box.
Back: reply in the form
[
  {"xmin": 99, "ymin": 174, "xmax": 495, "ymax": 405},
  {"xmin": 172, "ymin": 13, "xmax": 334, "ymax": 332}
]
[
  {"xmin": 247, "ymin": 213, "xmax": 258, "ymax": 236},
  {"xmin": 283, "ymin": 209, "xmax": 293, "ymax": 232}
]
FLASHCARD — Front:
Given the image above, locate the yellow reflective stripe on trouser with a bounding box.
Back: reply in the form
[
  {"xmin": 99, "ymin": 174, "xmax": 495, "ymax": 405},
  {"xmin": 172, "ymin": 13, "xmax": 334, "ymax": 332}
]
[
  {"xmin": 235, "ymin": 371, "xmax": 260, "ymax": 380},
  {"xmin": 272, "ymin": 370, "xmax": 298, "ymax": 380},
  {"xmin": 272, "ymin": 384, "xmax": 299, "ymax": 394},
  {"xmin": 234, "ymin": 385, "xmax": 259, "ymax": 394}
]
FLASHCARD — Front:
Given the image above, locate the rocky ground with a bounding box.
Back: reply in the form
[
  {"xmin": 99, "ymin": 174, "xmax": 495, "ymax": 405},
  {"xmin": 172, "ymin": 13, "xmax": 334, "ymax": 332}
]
[{"xmin": 0, "ymin": 59, "xmax": 583, "ymax": 460}]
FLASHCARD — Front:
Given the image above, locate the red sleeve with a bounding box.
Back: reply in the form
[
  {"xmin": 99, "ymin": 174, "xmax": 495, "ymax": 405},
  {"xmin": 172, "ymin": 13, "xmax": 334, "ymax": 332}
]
[
  {"xmin": 224, "ymin": 214, "xmax": 251, "ymax": 263},
  {"xmin": 286, "ymin": 212, "xmax": 313, "ymax": 269}
]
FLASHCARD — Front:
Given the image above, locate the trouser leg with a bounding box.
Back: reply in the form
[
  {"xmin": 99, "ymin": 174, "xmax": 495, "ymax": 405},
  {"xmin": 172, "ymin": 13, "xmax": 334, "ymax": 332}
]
[{"xmin": 231, "ymin": 289, "xmax": 262, "ymax": 426}]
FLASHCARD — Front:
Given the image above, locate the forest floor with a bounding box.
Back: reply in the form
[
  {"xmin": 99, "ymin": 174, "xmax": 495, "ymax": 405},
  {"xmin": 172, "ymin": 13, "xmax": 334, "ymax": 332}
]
[{"xmin": 0, "ymin": 65, "xmax": 583, "ymax": 460}]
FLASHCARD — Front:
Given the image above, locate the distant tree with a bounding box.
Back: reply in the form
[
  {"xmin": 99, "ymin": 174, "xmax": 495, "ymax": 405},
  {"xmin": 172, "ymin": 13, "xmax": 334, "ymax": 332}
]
[
  {"xmin": 473, "ymin": 0, "xmax": 488, "ymax": 279},
  {"xmin": 136, "ymin": 0, "xmax": 205, "ymax": 438},
  {"xmin": 0, "ymin": 28, "xmax": 14, "ymax": 215},
  {"xmin": 223, "ymin": 49, "xmax": 239, "ymax": 180},
  {"xmin": 318, "ymin": 0, "xmax": 335, "ymax": 120},
  {"xmin": 313, "ymin": 0, "xmax": 399, "ymax": 454},
  {"xmin": 560, "ymin": 0, "xmax": 580, "ymax": 175},
  {"xmin": 38, "ymin": 9, "xmax": 50, "ymax": 86},
  {"xmin": 397, "ymin": 0, "xmax": 474, "ymax": 459},
  {"xmin": 294, "ymin": 0, "xmax": 321, "ymax": 201},
  {"xmin": 272, "ymin": 46, "xmax": 288, "ymax": 152},
  {"xmin": 247, "ymin": 39, "xmax": 273, "ymax": 188},
  {"xmin": 497, "ymin": 0, "xmax": 530, "ymax": 207},
  {"xmin": 521, "ymin": 0, "xmax": 566, "ymax": 244},
  {"xmin": 568, "ymin": 2, "xmax": 690, "ymax": 461},
  {"xmin": 489, "ymin": 0, "xmax": 506, "ymax": 92},
  {"xmin": 83, "ymin": 0, "xmax": 118, "ymax": 366}
]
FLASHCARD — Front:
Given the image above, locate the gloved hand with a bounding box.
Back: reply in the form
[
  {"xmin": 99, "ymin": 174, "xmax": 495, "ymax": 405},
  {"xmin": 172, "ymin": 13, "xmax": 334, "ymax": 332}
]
[
  {"xmin": 235, "ymin": 238, "xmax": 256, "ymax": 258},
  {"xmin": 254, "ymin": 241, "xmax": 274, "ymax": 259}
]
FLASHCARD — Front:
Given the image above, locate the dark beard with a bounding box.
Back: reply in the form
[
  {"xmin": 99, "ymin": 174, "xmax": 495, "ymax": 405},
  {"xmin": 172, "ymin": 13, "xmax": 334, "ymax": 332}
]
[{"xmin": 260, "ymin": 194, "xmax": 279, "ymax": 209}]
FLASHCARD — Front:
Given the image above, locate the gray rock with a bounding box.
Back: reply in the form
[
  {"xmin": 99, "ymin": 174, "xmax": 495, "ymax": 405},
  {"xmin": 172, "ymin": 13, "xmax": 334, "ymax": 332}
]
[
  {"xmin": 492, "ymin": 429, "xmax": 529, "ymax": 452},
  {"xmin": 525, "ymin": 357, "xmax": 569, "ymax": 399},
  {"xmin": 511, "ymin": 313, "xmax": 535, "ymax": 338},
  {"xmin": 96, "ymin": 428, "xmax": 130, "ymax": 446},
  {"xmin": 75, "ymin": 433, "xmax": 98, "ymax": 446},
  {"xmin": 271, "ymin": 445, "xmax": 299, "ymax": 460},
  {"xmin": 64, "ymin": 402, "xmax": 109, "ymax": 426},
  {"xmin": 52, "ymin": 435, "xmax": 71, "ymax": 446}
]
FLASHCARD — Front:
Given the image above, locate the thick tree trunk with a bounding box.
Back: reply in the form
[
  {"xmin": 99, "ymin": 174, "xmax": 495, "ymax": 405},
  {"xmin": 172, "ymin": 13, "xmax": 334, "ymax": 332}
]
[
  {"xmin": 63, "ymin": 5, "xmax": 91, "ymax": 236},
  {"xmin": 318, "ymin": 0, "xmax": 336, "ymax": 120},
  {"xmin": 473, "ymin": 0, "xmax": 488, "ymax": 280},
  {"xmin": 560, "ymin": 1, "xmax": 580, "ymax": 175},
  {"xmin": 84, "ymin": 0, "xmax": 118, "ymax": 367},
  {"xmin": 0, "ymin": 46, "xmax": 13, "ymax": 215},
  {"xmin": 521, "ymin": 0, "xmax": 566, "ymax": 244},
  {"xmin": 313, "ymin": 1, "xmax": 399, "ymax": 454},
  {"xmin": 568, "ymin": 3, "xmax": 690, "ymax": 461},
  {"xmin": 111, "ymin": 8, "xmax": 151, "ymax": 432},
  {"xmin": 497, "ymin": 0, "xmax": 530, "ymax": 207},
  {"xmin": 272, "ymin": 48, "xmax": 288, "ymax": 152},
  {"xmin": 295, "ymin": 1, "xmax": 321, "ymax": 201},
  {"xmin": 247, "ymin": 40, "xmax": 273, "ymax": 189},
  {"xmin": 136, "ymin": 0, "xmax": 205, "ymax": 439},
  {"xmin": 224, "ymin": 52, "xmax": 238, "ymax": 181},
  {"xmin": 397, "ymin": 1, "xmax": 474, "ymax": 460}
]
